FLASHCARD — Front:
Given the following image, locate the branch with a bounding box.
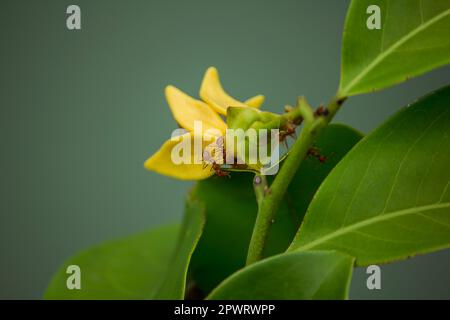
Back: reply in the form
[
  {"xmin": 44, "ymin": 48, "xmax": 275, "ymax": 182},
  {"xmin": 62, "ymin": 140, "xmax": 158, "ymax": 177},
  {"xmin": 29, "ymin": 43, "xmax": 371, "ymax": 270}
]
[{"xmin": 245, "ymin": 95, "xmax": 346, "ymax": 265}]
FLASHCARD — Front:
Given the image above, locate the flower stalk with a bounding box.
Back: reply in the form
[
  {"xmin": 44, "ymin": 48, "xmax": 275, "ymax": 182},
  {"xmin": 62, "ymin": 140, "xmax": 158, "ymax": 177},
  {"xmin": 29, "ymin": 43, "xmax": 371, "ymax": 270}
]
[{"xmin": 245, "ymin": 95, "xmax": 346, "ymax": 265}]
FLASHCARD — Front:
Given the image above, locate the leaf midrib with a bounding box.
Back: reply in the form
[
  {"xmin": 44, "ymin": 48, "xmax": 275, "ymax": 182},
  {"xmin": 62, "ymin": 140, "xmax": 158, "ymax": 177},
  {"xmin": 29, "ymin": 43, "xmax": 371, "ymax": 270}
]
[
  {"xmin": 340, "ymin": 7, "xmax": 450, "ymax": 95},
  {"xmin": 293, "ymin": 202, "xmax": 450, "ymax": 251}
]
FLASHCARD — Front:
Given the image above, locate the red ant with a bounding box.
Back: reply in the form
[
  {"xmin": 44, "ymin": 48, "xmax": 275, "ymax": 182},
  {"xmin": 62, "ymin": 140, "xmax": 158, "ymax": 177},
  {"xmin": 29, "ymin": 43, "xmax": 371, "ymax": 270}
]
[
  {"xmin": 211, "ymin": 161, "xmax": 230, "ymax": 177},
  {"xmin": 314, "ymin": 105, "xmax": 329, "ymax": 117},
  {"xmin": 279, "ymin": 121, "xmax": 297, "ymax": 149},
  {"xmin": 203, "ymin": 140, "xmax": 230, "ymax": 178},
  {"xmin": 307, "ymin": 147, "xmax": 329, "ymax": 163}
]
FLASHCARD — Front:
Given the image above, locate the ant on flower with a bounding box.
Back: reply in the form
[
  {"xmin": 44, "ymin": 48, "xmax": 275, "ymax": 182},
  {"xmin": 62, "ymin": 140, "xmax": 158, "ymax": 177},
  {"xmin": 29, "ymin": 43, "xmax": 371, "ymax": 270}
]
[
  {"xmin": 279, "ymin": 105, "xmax": 305, "ymax": 149},
  {"xmin": 203, "ymin": 150, "xmax": 230, "ymax": 177},
  {"xmin": 202, "ymin": 137, "xmax": 230, "ymax": 177}
]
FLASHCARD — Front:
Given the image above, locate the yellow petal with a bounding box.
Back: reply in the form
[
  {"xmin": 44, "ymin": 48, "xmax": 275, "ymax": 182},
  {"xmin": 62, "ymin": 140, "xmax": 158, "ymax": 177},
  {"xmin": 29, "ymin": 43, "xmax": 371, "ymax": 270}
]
[
  {"xmin": 244, "ymin": 95, "xmax": 265, "ymax": 108},
  {"xmin": 200, "ymin": 67, "xmax": 251, "ymax": 115},
  {"xmin": 144, "ymin": 132, "xmax": 216, "ymax": 180},
  {"xmin": 165, "ymin": 85, "xmax": 227, "ymax": 134}
]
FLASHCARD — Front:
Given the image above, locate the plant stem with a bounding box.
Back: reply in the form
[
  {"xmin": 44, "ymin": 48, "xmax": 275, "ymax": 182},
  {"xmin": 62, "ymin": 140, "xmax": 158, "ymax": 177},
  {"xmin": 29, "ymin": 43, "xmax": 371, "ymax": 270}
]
[
  {"xmin": 253, "ymin": 174, "xmax": 268, "ymax": 206},
  {"xmin": 245, "ymin": 95, "xmax": 346, "ymax": 265}
]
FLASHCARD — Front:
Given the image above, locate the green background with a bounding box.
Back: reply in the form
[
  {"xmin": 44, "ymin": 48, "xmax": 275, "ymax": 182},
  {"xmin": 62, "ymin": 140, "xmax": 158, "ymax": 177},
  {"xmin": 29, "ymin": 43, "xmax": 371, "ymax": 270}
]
[{"xmin": 0, "ymin": 0, "xmax": 449, "ymax": 299}]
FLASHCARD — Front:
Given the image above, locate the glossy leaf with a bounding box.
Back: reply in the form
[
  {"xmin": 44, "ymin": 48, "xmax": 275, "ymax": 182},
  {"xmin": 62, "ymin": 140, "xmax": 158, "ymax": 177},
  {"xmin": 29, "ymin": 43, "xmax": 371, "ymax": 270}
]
[
  {"xmin": 154, "ymin": 199, "xmax": 205, "ymax": 299},
  {"xmin": 290, "ymin": 86, "xmax": 450, "ymax": 265},
  {"xmin": 44, "ymin": 224, "xmax": 179, "ymax": 299},
  {"xmin": 189, "ymin": 124, "xmax": 362, "ymax": 295},
  {"xmin": 207, "ymin": 251, "xmax": 354, "ymax": 300},
  {"xmin": 339, "ymin": 0, "xmax": 450, "ymax": 97}
]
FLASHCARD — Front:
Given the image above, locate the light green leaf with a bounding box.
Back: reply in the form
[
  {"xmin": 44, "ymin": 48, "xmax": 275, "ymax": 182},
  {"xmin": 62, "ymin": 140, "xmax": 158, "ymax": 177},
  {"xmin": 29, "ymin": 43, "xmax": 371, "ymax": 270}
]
[
  {"xmin": 339, "ymin": 0, "xmax": 450, "ymax": 97},
  {"xmin": 189, "ymin": 124, "xmax": 362, "ymax": 295},
  {"xmin": 207, "ymin": 251, "xmax": 354, "ymax": 300},
  {"xmin": 44, "ymin": 224, "xmax": 180, "ymax": 299},
  {"xmin": 289, "ymin": 86, "xmax": 450, "ymax": 265},
  {"xmin": 153, "ymin": 199, "xmax": 205, "ymax": 299}
]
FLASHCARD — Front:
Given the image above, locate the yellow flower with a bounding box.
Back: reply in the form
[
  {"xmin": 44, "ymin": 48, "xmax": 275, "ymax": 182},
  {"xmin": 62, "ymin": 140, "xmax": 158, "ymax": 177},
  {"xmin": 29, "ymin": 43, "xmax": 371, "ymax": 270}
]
[{"xmin": 144, "ymin": 67, "xmax": 265, "ymax": 180}]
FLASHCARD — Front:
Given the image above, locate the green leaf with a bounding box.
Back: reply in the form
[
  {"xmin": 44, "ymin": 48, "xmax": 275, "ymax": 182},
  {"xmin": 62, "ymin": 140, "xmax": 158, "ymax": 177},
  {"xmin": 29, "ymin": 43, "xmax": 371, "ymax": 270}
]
[
  {"xmin": 189, "ymin": 124, "xmax": 362, "ymax": 295},
  {"xmin": 339, "ymin": 0, "xmax": 450, "ymax": 97},
  {"xmin": 44, "ymin": 224, "xmax": 180, "ymax": 299},
  {"xmin": 188, "ymin": 173, "xmax": 298, "ymax": 295},
  {"xmin": 288, "ymin": 124, "xmax": 363, "ymax": 222},
  {"xmin": 207, "ymin": 251, "xmax": 354, "ymax": 300},
  {"xmin": 153, "ymin": 199, "xmax": 205, "ymax": 299},
  {"xmin": 289, "ymin": 86, "xmax": 450, "ymax": 265}
]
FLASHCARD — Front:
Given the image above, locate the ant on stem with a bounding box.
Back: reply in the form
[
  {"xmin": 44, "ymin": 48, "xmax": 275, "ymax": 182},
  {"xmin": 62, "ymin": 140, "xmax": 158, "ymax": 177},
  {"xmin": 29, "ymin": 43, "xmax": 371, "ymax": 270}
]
[
  {"xmin": 314, "ymin": 105, "xmax": 329, "ymax": 117},
  {"xmin": 279, "ymin": 120, "xmax": 297, "ymax": 149}
]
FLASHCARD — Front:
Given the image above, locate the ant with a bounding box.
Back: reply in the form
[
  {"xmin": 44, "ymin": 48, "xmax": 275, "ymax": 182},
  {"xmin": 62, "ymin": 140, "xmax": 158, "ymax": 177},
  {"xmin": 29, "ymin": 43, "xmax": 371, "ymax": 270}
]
[
  {"xmin": 307, "ymin": 147, "xmax": 329, "ymax": 163},
  {"xmin": 211, "ymin": 161, "xmax": 230, "ymax": 177},
  {"xmin": 314, "ymin": 105, "xmax": 329, "ymax": 117},
  {"xmin": 279, "ymin": 121, "xmax": 297, "ymax": 149},
  {"xmin": 279, "ymin": 105, "xmax": 305, "ymax": 149},
  {"xmin": 203, "ymin": 139, "xmax": 230, "ymax": 178},
  {"xmin": 203, "ymin": 151, "xmax": 230, "ymax": 177}
]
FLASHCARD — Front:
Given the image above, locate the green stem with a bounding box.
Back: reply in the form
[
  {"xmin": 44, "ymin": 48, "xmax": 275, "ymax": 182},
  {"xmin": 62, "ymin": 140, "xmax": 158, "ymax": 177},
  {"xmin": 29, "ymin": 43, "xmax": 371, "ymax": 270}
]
[
  {"xmin": 245, "ymin": 95, "xmax": 346, "ymax": 265},
  {"xmin": 253, "ymin": 174, "xmax": 267, "ymax": 206}
]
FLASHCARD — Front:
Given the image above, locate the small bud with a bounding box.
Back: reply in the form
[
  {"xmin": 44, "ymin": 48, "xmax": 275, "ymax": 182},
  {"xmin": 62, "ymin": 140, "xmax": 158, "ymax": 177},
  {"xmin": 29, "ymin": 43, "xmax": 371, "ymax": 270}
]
[
  {"xmin": 254, "ymin": 175, "xmax": 262, "ymax": 185},
  {"xmin": 284, "ymin": 105, "xmax": 294, "ymax": 113},
  {"xmin": 227, "ymin": 107, "xmax": 262, "ymax": 130}
]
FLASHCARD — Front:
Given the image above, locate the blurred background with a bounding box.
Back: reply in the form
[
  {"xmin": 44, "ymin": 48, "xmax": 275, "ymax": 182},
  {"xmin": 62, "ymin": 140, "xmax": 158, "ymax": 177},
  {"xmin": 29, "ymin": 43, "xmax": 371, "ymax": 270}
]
[{"xmin": 1, "ymin": 0, "xmax": 449, "ymax": 299}]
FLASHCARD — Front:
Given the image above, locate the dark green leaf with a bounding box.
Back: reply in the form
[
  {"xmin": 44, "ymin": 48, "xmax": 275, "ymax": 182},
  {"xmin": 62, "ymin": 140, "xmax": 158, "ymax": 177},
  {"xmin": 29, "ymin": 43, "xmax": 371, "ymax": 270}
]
[
  {"xmin": 207, "ymin": 251, "xmax": 354, "ymax": 300},
  {"xmin": 288, "ymin": 124, "xmax": 363, "ymax": 222},
  {"xmin": 340, "ymin": 0, "xmax": 450, "ymax": 96},
  {"xmin": 289, "ymin": 86, "xmax": 450, "ymax": 265},
  {"xmin": 188, "ymin": 173, "xmax": 297, "ymax": 295}
]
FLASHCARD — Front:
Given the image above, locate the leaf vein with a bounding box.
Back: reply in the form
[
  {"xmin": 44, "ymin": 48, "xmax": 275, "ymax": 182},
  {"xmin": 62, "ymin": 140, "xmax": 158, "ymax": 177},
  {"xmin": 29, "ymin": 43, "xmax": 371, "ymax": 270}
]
[
  {"xmin": 341, "ymin": 6, "xmax": 450, "ymax": 95},
  {"xmin": 296, "ymin": 202, "xmax": 450, "ymax": 251}
]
